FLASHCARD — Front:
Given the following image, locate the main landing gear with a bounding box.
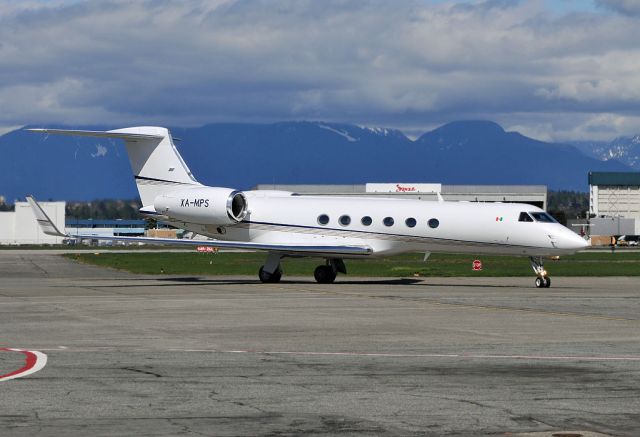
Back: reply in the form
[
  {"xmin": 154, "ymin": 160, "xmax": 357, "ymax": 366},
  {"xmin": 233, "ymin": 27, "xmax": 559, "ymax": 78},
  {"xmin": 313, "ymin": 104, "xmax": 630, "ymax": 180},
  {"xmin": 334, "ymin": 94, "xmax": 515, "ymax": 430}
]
[
  {"xmin": 530, "ymin": 256, "xmax": 551, "ymax": 288},
  {"xmin": 258, "ymin": 254, "xmax": 346, "ymax": 284},
  {"xmin": 313, "ymin": 259, "xmax": 346, "ymax": 284},
  {"xmin": 258, "ymin": 253, "xmax": 282, "ymax": 283},
  {"xmin": 311, "ymin": 259, "xmax": 346, "ymax": 284},
  {"xmin": 258, "ymin": 265, "xmax": 282, "ymax": 283}
]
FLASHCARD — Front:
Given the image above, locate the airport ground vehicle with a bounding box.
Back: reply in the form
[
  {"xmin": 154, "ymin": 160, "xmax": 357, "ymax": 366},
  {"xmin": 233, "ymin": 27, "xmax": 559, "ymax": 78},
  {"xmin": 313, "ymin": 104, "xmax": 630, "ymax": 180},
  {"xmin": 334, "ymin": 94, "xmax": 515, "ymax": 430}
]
[{"xmin": 617, "ymin": 235, "xmax": 639, "ymax": 246}]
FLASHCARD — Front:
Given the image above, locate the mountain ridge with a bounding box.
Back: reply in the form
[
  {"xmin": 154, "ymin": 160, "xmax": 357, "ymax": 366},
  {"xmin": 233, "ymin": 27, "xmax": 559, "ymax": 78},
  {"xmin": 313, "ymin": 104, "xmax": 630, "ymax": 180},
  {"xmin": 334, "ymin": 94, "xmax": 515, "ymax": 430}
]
[
  {"xmin": 0, "ymin": 120, "xmax": 631, "ymax": 203},
  {"xmin": 573, "ymin": 135, "xmax": 640, "ymax": 169}
]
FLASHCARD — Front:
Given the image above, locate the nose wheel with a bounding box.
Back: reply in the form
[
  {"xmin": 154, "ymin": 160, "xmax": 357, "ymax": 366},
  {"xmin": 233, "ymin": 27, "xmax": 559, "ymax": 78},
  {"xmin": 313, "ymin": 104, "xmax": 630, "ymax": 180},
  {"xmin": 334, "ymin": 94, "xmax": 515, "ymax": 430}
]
[
  {"xmin": 534, "ymin": 276, "xmax": 551, "ymax": 288},
  {"xmin": 530, "ymin": 256, "xmax": 551, "ymax": 288}
]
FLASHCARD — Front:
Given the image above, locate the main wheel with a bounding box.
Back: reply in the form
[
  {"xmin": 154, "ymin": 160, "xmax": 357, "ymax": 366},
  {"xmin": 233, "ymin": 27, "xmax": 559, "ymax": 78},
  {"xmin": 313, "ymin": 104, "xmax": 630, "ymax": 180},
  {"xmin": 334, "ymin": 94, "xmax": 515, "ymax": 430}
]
[
  {"xmin": 535, "ymin": 277, "xmax": 543, "ymax": 288},
  {"xmin": 543, "ymin": 276, "xmax": 551, "ymax": 288},
  {"xmin": 259, "ymin": 266, "xmax": 282, "ymax": 283},
  {"xmin": 314, "ymin": 265, "xmax": 336, "ymax": 284}
]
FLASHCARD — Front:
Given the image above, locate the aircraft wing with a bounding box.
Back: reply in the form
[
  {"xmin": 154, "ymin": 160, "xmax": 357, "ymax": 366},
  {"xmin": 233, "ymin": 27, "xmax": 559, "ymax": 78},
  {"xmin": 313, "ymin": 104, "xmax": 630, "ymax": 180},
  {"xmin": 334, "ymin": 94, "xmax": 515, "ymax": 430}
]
[{"xmin": 26, "ymin": 196, "xmax": 372, "ymax": 257}]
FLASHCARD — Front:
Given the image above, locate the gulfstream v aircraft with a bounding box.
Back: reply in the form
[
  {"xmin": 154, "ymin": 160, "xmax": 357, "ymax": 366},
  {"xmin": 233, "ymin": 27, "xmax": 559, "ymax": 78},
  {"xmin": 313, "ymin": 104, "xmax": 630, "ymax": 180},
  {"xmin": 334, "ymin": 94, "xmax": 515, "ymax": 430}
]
[{"xmin": 28, "ymin": 126, "xmax": 588, "ymax": 287}]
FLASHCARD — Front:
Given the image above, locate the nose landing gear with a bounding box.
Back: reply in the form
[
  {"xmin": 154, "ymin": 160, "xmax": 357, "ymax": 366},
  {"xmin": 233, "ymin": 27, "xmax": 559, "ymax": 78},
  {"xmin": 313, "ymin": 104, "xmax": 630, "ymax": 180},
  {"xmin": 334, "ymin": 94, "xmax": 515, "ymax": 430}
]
[
  {"xmin": 534, "ymin": 276, "xmax": 550, "ymax": 288},
  {"xmin": 530, "ymin": 256, "xmax": 551, "ymax": 288}
]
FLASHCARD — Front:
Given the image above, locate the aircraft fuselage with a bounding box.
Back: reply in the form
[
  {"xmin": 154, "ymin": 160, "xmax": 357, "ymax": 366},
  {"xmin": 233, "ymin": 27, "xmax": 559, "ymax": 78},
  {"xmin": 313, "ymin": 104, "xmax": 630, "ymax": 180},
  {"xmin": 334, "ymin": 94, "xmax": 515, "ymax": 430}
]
[{"xmin": 175, "ymin": 192, "xmax": 587, "ymax": 258}]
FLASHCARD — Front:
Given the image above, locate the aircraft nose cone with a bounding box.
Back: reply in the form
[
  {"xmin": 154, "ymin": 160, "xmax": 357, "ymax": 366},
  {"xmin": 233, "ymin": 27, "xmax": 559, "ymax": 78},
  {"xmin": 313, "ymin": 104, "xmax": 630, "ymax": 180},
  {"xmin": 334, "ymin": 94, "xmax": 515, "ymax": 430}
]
[{"xmin": 562, "ymin": 229, "xmax": 589, "ymax": 250}]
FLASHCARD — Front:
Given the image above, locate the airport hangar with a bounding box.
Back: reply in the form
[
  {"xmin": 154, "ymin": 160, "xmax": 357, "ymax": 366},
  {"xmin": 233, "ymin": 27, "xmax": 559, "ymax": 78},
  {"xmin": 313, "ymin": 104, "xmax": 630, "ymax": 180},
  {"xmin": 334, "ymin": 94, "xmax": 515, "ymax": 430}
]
[
  {"xmin": 587, "ymin": 172, "xmax": 640, "ymax": 237},
  {"xmin": 256, "ymin": 183, "xmax": 547, "ymax": 207},
  {"xmin": 0, "ymin": 200, "xmax": 66, "ymax": 245},
  {"xmin": 0, "ymin": 183, "xmax": 546, "ymax": 245},
  {"xmin": 0, "ymin": 201, "xmax": 149, "ymax": 245}
]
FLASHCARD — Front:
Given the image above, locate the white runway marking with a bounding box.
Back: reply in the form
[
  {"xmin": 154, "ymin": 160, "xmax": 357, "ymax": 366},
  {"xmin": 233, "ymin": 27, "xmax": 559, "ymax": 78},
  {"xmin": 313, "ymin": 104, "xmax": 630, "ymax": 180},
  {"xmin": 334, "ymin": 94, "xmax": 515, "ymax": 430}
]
[
  {"xmin": 33, "ymin": 346, "xmax": 640, "ymax": 362},
  {"xmin": 0, "ymin": 348, "xmax": 48, "ymax": 382},
  {"xmin": 178, "ymin": 349, "xmax": 640, "ymax": 362}
]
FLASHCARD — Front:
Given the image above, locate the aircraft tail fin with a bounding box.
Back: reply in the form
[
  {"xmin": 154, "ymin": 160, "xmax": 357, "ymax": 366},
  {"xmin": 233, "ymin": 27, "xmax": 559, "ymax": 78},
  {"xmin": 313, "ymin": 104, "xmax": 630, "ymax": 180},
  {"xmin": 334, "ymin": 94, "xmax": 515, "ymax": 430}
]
[{"xmin": 28, "ymin": 126, "xmax": 201, "ymax": 205}]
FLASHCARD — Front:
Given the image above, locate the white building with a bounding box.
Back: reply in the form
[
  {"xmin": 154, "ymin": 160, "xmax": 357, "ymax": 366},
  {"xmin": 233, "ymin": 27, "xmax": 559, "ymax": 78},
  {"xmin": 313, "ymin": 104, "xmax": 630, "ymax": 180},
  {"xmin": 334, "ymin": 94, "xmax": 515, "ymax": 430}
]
[
  {"xmin": 589, "ymin": 172, "xmax": 640, "ymax": 235},
  {"xmin": 0, "ymin": 201, "xmax": 66, "ymax": 245},
  {"xmin": 255, "ymin": 183, "xmax": 547, "ymax": 209}
]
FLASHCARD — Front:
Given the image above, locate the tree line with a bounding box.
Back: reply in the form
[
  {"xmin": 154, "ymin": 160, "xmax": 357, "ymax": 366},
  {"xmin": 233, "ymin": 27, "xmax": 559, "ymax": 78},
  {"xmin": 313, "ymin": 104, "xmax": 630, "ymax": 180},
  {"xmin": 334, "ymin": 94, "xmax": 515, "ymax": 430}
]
[
  {"xmin": 65, "ymin": 199, "xmax": 143, "ymax": 220},
  {"xmin": 1, "ymin": 192, "xmax": 589, "ymax": 225},
  {"xmin": 547, "ymin": 190, "xmax": 589, "ymax": 225}
]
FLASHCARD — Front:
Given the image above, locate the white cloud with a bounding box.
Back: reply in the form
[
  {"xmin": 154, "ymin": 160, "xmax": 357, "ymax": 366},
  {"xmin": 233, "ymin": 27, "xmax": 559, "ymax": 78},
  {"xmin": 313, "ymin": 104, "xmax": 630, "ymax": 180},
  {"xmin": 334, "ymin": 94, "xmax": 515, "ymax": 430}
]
[
  {"xmin": 503, "ymin": 112, "xmax": 640, "ymax": 142},
  {"xmin": 0, "ymin": 0, "xmax": 639, "ymax": 141}
]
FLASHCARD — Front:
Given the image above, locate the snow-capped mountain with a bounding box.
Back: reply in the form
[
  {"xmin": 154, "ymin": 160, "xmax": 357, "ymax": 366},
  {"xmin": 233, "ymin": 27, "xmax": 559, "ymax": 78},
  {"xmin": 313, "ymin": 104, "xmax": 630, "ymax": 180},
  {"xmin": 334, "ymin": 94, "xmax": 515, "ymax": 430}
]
[
  {"xmin": 0, "ymin": 120, "xmax": 631, "ymax": 203},
  {"xmin": 573, "ymin": 135, "xmax": 640, "ymax": 170}
]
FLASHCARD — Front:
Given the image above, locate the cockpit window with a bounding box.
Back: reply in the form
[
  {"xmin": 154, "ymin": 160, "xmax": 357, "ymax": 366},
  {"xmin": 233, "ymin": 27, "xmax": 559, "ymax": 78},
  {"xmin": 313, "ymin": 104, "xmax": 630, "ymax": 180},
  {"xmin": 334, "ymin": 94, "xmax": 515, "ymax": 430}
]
[
  {"xmin": 518, "ymin": 212, "xmax": 534, "ymax": 222},
  {"xmin": 530, "ymin": 212, "xmax": 556, "ymax": 223}
]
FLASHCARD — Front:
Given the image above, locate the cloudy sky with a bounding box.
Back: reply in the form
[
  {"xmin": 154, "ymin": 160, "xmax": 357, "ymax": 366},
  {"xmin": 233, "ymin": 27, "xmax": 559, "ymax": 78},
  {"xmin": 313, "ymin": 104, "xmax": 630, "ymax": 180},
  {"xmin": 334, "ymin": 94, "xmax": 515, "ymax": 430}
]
[{"xmin": 1, "ymin": 0, "xmax": 639, "ymax": 140}]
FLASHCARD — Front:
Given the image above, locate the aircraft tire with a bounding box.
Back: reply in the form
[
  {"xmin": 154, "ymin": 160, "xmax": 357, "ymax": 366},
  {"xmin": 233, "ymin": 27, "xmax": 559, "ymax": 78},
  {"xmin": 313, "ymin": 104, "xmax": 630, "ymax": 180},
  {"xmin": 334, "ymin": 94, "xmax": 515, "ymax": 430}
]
[
  {"xmin": 535, "ymin": 276, "xmax": 551, "ymax": 288},
  {"xmin": 314, "ymin": 265, "xmax": 336, "ymax": 284},
  {"xmin": 259, "ymin": 266, "xmax": 282, "ymax": 283}
]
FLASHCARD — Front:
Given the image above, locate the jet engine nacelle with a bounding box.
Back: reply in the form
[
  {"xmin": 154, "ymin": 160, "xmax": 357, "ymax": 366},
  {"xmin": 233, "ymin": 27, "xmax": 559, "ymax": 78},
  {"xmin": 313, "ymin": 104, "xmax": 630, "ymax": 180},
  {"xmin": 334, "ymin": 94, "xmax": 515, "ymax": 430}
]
[{"xmin": 154, "ymin": 187, "xmax": 248, "ymax": 225}]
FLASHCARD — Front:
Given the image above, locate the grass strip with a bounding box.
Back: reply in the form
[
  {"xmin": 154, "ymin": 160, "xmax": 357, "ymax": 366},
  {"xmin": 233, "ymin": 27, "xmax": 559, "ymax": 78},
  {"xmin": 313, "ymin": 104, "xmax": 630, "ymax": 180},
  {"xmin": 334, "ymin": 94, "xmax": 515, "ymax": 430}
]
[{"xmin": 64, "ymin": 251, "xmax": 640, "ymax": 277}]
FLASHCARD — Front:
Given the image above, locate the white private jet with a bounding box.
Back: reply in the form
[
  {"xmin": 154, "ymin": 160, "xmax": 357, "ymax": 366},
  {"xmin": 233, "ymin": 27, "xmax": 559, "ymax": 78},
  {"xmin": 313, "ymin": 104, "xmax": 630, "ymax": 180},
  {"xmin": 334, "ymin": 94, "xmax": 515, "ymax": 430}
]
[{"xmin": 27, "ymin": 126, "xmax": 588, "ymax": 287}]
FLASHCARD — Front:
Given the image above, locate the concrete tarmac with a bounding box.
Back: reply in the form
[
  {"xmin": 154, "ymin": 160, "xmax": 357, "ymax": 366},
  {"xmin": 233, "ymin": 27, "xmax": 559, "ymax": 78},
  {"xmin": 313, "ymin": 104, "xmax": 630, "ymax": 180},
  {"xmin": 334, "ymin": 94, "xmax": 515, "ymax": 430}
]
[{"xmin": 1, "ymin": 251, "xmax": 639, "ymax": 436}]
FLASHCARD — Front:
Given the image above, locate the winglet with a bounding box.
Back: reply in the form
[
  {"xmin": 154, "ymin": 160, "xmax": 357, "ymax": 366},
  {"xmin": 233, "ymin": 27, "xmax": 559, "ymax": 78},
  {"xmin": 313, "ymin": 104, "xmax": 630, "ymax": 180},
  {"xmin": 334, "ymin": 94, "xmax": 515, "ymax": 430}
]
[{"xmin": 26, "ymin": 196, "xmax": 67, "ymax": 237}]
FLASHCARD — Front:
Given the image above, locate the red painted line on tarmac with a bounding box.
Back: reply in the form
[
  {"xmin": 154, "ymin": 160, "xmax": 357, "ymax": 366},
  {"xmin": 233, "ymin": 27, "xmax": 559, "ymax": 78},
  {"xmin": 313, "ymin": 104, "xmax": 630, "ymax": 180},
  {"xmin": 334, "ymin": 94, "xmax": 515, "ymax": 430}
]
[{"xmin": 0, "ymin": 348, "xmax": 48, "ymax": 382}]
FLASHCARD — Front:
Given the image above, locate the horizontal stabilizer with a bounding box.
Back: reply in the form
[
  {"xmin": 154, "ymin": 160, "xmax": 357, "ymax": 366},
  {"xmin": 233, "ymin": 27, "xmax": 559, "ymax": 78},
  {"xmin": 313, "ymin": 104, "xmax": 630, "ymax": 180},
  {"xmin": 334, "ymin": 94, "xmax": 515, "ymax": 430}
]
[
  {"xmin": 28, "ymin": 126, "xmax": 199, "ymax": 205},
  {"xmin": 27, "ymin": 128, "xmax": 163, "ymax": 141}
]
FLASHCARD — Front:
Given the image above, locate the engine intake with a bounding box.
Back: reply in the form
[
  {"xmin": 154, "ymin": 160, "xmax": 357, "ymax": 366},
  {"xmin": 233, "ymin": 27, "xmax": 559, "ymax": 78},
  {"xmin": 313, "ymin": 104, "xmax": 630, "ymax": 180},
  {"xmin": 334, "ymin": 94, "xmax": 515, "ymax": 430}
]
[
  {"xmin": 227, "ymin": 190, "xmax": 248, "ymax": 222},
  {"xmin": 154, "ymin": 187, "xmax": 248, "ymax": 225}
]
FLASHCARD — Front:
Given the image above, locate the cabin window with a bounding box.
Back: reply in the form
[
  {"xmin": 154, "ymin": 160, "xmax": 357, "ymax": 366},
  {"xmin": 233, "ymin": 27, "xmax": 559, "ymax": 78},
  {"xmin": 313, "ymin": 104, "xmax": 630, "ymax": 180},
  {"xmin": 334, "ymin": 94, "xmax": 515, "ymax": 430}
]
[
  {"xmin": 518, "ymin": 212, "xmax": 534, "ymax": 222},
  {"xmin": 339, "ymin": 215, "xmax": 351, "ymax": 226},
  {"xmin": 530, "ymin": 212, "xmax": 556, "ymax": 223},
  {"xmin": 361, "ymin": 216, "xmax": 372, "ymax": 226},
  {"xmin": 383, "ymin": 217, "xmax": 394, "ymax": 227},
  {"xmin": 405, "ymin": 217, "xmax": 417, "ymax": 228},
  {"xmin": 428, "ymin": 218, "xmax": 439, "ymax": 229},
  {"xmin": 317, "ymin": 214, "xmax": 330, "ymax": 225}
]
